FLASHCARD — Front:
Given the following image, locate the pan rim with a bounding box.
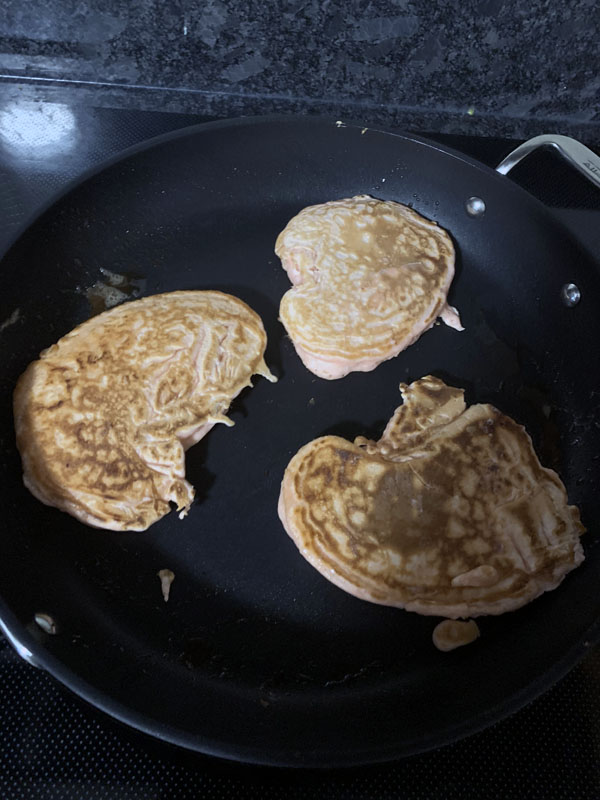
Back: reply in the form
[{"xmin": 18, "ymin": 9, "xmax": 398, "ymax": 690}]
[
  {"xmin": 0, "ymin": 599, "xmax": 598, "ymax": 767},
  {"xmin": 0, "ymin": 112, "xmax": 570, "ymax": 266}
]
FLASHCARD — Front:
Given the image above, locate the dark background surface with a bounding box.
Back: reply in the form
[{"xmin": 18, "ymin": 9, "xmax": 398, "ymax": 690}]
[
  {"xmin": 1, "ymin": 1, "xmax": 600, "ymax": 792},
  {"xmin": 0, "ymin": 100, "xmax": 598, "ymax": 798},
  {"xmin": 1, "ymin": 0, "xmax": 600, "ymax": 144}
]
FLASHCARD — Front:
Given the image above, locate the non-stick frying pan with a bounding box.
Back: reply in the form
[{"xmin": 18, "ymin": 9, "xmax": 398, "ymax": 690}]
[{"xmin": 0, "ymin": 117, "xmax": 599, "ymax": 767}]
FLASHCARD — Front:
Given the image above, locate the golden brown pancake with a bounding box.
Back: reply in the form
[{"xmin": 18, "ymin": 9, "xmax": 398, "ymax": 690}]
[
  {"xmin": 14, "ymin": 291, "xmax": 275, "ymax": 531},
  {"xmin": 278, "ymin": 376, "xmax": 584, "ymax": 618},
  {"xmin": 276, "ymin": 196, "xmax": 463, "ymax": 380}
]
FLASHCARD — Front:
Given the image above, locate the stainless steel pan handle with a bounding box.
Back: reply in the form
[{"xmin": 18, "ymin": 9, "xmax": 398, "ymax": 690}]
[{"xmin": 496, "ymin": 134, "xmax": 600, "ymax": 189}]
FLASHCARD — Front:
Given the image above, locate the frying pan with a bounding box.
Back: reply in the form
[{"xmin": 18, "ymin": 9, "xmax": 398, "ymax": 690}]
[{"xmin": 0, "ymin": 116, "xmax": 599, "ymax": 767}]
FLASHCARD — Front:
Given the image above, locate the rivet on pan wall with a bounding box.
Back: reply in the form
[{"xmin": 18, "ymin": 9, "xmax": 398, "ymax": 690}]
[
  {"xmin": 465, "ymin": 196, "xmax": 486, "ymax": 217},
  {"xmin": 34, "ymin": 613, "xmax": 58, "ymax": 635},
  {"xmin": 561, "ymin": 283, "xmax": 581, "ymax": 307}
]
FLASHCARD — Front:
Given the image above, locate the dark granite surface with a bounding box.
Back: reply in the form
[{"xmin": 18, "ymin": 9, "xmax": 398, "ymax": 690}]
[{"xmin": 0, "ymin": 0, "xmax": 599, "ymax": 143}]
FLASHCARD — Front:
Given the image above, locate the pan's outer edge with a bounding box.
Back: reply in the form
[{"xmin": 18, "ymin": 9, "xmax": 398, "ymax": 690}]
[
  {"xmin": 0, "ymin": 113, "xmax": 541, "ymax": 265},
  {"xmin": 0, "ymin": 113, "xmax": 598, "ymax": 767},
  {"xmin": 0, "ymin": 598, "xmax": 598, "ymax": 768}
]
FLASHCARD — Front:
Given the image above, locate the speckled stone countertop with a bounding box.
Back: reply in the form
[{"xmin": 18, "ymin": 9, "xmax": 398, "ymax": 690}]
[{"xmin": 0, "ymin": 0, "xmax": 599, "ymax": 144}]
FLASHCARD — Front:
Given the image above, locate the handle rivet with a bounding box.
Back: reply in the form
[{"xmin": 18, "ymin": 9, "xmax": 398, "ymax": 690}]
[
  {"xmin": 34, "ymin": 613, "xmax": 58, "ymax": 635},
  {"xmin": 466, "ymin": 196, "xmax": 486, "ymax": 217},
  {"xmin": 561, "ymin": 283, "xmax": 581, "ymax": 307}
]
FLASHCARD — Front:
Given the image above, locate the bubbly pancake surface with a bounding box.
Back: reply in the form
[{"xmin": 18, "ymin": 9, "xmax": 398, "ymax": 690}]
[
  {"xmin": 276, "ymin": 196, "xmax": 463, "ymax": 380},
  {"xmin": 278, "ymin": 376, "xmax": 585, "ymax": 618},
  {"xmin": 14, "ymin": 291, "xmax": 275, "ymax": 531}
]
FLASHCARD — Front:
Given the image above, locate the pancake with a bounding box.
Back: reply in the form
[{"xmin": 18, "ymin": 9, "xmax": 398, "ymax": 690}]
[
  {"xmin": 276, "ymin": 196, "xmax": 463, "ymax": 380},
  {"xmin": 432, "ymin": 619, "xmax": 480, "ymax": 652},
  {"xmin": 278, "ymin": 376, "xmax": 585, "ymax": 618},
  {"xmin": 14, "ymin": 291, "xmax": 275, "ymax": 531}
]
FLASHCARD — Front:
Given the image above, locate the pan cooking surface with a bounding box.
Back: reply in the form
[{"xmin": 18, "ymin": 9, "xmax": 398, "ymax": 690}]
[{"xmin": 0, "ymin": 117, "xmax": 599, "ymax": 766}]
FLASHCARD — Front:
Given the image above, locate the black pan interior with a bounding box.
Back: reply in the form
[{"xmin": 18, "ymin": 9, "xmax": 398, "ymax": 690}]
[{"xmin": 0, "ymin": 117, "xmax": 599, "ymax": 766}]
